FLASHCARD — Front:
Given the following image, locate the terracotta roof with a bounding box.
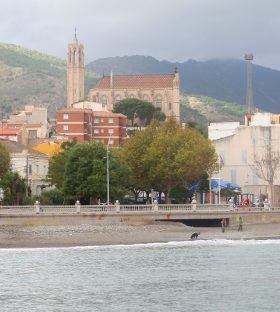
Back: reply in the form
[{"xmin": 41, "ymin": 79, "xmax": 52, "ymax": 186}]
[
  {"xmin": 57, "ymin": 108, "xmax": 93, "ymax": 114},
  {"xmin": 91, "ymin": 74, "xmax": 175, "ymax": 90},
  {"xmin": 93, "ymin": 111, "xmax": 126, "ymax": 118},
  {"xmin": 0, "ymin": 140, "xmax": 48, "ymax": 156},
  {"xmin": 0, "ymin": 127, "xmax": 22, "ymax": 135},
  {"xmin": 24, "ymin": 124, "xmax": 42, "ymax": 128}
]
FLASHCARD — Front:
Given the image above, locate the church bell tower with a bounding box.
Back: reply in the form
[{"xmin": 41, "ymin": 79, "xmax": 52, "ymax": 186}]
[{"xmin": 67, "ymin": 31, "xmax": 84, "ymax": 107}]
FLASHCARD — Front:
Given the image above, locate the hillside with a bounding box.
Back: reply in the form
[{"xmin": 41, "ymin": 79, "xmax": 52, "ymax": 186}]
[
  {"xmin": 86, "ymin": 55, "xmax": 280, "ymax": 114},
  {"xmin": 180, "ymin": 95, "xmax": 248, "ymax": 124},
  {"xmin": 0, "ymin": 43, "xmax": 99, "ymax": 117}
]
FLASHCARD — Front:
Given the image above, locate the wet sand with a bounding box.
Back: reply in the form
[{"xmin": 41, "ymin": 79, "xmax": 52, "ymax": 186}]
[{"xmin": 0, "ymin": 221, "xmax": 280, "ymax": 248}]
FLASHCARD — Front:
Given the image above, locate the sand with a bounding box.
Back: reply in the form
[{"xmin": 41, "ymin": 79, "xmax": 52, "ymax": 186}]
[{"xmin": 0, "ymin": 221, "xmax": 280, "ymax": 248}]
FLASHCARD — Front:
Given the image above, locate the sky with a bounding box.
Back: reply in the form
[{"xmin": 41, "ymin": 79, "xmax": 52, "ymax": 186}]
[{"xmin": 1, "ymin": 0, "xmax": 280, "ymax": 70}]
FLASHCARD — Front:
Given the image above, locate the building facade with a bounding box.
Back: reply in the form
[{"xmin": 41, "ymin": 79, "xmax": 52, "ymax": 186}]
[
  {"xmin": 88, "ymin": 70, "xmax": 180, "ymax": 121},
  {"xmin": 57, "ymin": 108, "xmax": 93, "ymax": 143},
  {"xmin": 1, "ymin": 140, "xmax": 49, "ymax": 196},
  {"xmin": 67, "ymin": 34, "xmax": 84, "ymax": 107},
  {"xmin": 209, "ymin": 113, "xmax": 280, "ymax": 204},
  {"xmin": 56, "ymin": 108, "xmax": 127, "ymax": 146}
]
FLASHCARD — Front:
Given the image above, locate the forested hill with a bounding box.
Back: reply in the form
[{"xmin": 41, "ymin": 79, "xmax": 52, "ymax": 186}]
[
  {"xmin": 0, "ymin": 43, "xmax": 99, "ymax": 116},
  {"xmin": 86, "ymin": 55, "xmax": 280, "ymax": 113}
]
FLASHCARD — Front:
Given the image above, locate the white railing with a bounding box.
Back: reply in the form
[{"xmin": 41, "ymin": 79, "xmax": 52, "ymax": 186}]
[{"xmin": 1, "ymin": 203, "xmax": 280, "ymax": 215}]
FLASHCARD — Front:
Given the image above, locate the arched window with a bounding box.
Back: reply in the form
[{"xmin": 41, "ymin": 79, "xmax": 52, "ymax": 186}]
[
  {"xmin": 102, "ymin": 95, "xmax": 107, "ymax": 106},
  {"xmin": 156, "ymin": 95, "xmax": 162, "ymax": 108},
  {"xmin": 73, "ymin": 49, "xmax": 76, "ymax": 64},
  {"xmin": 115, "ymin": 95, "xmax": 121, "ymax": 103},
  {"xmin": 143, "ymin": 94, "xmax": 149, "ymax": 101}
]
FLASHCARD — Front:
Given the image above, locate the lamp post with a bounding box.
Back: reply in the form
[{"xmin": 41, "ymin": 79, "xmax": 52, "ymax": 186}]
[{"xmin": 106, "ymin": 134, "xmax": 112, "ymax": 205}]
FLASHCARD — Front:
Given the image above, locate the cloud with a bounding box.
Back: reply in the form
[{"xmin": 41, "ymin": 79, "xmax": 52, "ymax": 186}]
[{"xmin": 1, "ymin": 0, "xmax": 280, "ymax": 69}]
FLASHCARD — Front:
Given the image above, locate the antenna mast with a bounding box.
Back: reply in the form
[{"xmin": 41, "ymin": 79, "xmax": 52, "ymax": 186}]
[{"xmin": 244, "ymin": 53, "xmax": 254, "ymax": 114}]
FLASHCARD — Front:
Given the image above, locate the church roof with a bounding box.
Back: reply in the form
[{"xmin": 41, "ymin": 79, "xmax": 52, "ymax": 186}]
[{"xmin": 91, "ymin": 74, "xmax": 175, "ymax": 90}]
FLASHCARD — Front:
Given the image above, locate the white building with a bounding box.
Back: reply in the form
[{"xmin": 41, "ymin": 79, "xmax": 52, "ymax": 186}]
[
  {"xmin": 1, "ymin": 140, "xmax": 49, "ymax": 196},
  {"xmin": 209, "ymin": 113, "xmax": 280, "ymax": 205}
]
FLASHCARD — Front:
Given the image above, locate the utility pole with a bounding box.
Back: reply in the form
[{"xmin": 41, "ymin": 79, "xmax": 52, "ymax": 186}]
[
  {"xmin": 26, "ymin": 155, "xmax": 29, "ymax": 197},
  {"xmin": 106, "ymin": 134, "xmax": 112, "ymax": 205},
  {"xmin": 244, "ymin": 53, "xmax": 254, "ymax": 114}
]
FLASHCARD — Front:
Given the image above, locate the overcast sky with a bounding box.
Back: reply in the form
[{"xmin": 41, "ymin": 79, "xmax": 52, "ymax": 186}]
[{"xmin": 1, "ymin": 0, "xmax": 280, "ymax": 69}]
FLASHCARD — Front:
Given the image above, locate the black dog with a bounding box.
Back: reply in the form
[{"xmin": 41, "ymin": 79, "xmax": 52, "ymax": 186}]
[{"xmin": 190, "ymin": 232, "xmax": 200, "ymax": 240}]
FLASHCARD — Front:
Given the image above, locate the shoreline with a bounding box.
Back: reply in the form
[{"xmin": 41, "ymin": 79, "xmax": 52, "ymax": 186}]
[{"xmin": 0, "ymin": 222, "xmax": 280, "ymax": 249}]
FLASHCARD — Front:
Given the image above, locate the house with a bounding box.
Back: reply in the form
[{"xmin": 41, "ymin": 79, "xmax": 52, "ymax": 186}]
[
  {"xmin": 209, "ymin": 112, "xmax": 280, "ymax": 204},
  {"xmin": 1, "ymin": 140, "xmax": 49, "ymax": 196}
]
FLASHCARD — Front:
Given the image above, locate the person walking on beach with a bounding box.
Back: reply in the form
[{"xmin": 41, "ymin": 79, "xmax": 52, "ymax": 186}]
[
  {"xmin": 238, "ymin": 216, "xmax": 243, "ymax": 232},
  {"xmin": 221, "ymin": 218, "xmax": 226, "ymax": 233}
]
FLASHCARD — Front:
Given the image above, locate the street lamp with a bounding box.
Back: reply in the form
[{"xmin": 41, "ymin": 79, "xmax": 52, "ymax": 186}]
[{"xmin": 106, "ymin": 134, "xmax": 112, "ymax": 205}]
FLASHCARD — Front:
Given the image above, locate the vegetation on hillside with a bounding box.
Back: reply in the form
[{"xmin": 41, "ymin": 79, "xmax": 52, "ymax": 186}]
[
  {"xmin": 0, "ymin": 43, "xmax": 99, "ymax": 117},
  {"xmin": 180, "ymin": 95, "xmax": 248, "ymax": 123}
]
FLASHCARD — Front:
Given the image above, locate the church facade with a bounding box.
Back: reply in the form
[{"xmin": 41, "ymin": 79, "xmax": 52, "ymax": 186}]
[
  {"xmin": 88, "ymin": 71, "xmax": 180, "ymax": 121},
  {"xmin": 66, "ymin": 34, "xmax": 180, "ymax": 122}
]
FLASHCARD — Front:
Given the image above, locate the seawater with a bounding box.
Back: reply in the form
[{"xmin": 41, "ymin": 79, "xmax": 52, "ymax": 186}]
[{"xmin": 1, "ymin": 240, "xmax": 280, "ymax": 312}]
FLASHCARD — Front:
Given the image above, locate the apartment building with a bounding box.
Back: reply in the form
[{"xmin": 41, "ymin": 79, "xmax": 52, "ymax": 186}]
[{"xmin": 56, "ymin": 108, "xmax": 127, "ymax": 146}]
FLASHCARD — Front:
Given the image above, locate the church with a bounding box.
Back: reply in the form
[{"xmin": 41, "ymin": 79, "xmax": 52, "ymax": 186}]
[{"xmin": 66, "ymin": 34, "xmax": 180, "ymax": 121}]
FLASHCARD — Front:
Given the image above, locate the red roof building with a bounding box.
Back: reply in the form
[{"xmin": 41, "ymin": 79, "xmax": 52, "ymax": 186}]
[
  {"xmin": 56, "ymin": 108, "xmax": 127, "ymax": 146},
  {"xmin": 88, "ymin": 71, "xmax": 180, "ymax": 121}
]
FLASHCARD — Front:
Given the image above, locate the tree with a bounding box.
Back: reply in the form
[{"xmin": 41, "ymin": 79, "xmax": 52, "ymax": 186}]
[
  {"xmin": 120, "ymin": 117, "xmax": 217, "ymax": 203},
  {"xmin": 0, "ymin": 142, "xmax": 10, "ymax": 178},
  {"xmin": 62, "ymin": 142, "xmax": 130, "ymax": 203},
  {"xmin": 113, "ymin": 98, "xmax": 142, "ymax": 126},
  {"xmin": 0, "ymin": 171, "xmax": 26, "ymax": 205},
  {"xmin": 47, "ymin": 138, "xmax": 77, "ymax": 189},
  {"xmin": 113, "ymin": 98, "xmax": 166, "ymax": 126},
  {"xmin": 250, "ymin": 142, "xmax": 280, "ymax": 206}
]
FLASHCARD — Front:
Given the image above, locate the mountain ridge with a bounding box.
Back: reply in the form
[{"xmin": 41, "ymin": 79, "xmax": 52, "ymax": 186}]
[{"xmin": 86, "ymin": 55, "xmax": 280, "ymax": 113}]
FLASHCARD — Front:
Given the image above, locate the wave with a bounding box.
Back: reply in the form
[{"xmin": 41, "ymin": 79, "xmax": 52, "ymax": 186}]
[{"xmin": 1, "ymin": 238, "xmax": 280, "ymax": 253}]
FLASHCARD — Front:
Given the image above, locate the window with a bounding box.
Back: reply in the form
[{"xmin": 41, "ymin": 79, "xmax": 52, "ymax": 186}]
[
  {"xmin": 94, "ymin": 118, "xmax": 99, "ymax": 123},
  {"xmin": 28, "ymin": 130, "xmax": 37, "ymax": 138},
  {"xmin": 263, "ymin": 128, "xmax": 270, "ymax": 145},
  {"xmin": 109, "ymin": 139, "xmax": 114, "ymax": 145},
  {"xmin": 253, "ymin": 171, "xmax": 258, "ymax": 185},
  {"xmin": 36, "ymin": 165, "xmax": 39, "ymax": 174},
  {"xmin": 169, "ymin": 103, "xmax": 172, "ymax": 110},
  {"xmin": 156, "ymin": 95, "xmax": 162, "ymax": 108},
  {"xmin": 231, "ymin": 170, "xmax": 236, "ymax": 184},
  {"xmin": 63, "ymin": 114, "xmax": 69, "ymax": 120},
  {"xmin": 108, "ymin": 129, "xmax": 114, "ymax": 134},
  {"xmin": 115, "ymin": 95, "xmax": 121, "ymax": 103},
  {"xmin": 102, "ymin": 95, "xmax": 107, "ymax": 106},
  {"xmin": 63, "ymin": 125, "xmax": 69, "ymax": 131},
  {"xmin": 252, "ymin": 130, "xmax": 258, "ymax": 145},
  {"xmin": 241, "ymin": 150, "xmax": 247, "ymax": 164},
  {"xmin": 101, "ymin": 118, "xmax": 104, "ymax": 123},
  {"xmin": 101, "ymin": 129, "xmax": 104, "ymax": 134},
  {"xmin": 108, "ymin": 118, "xmax": 114, "ymax": 124},
  {"xmin": 129, "ymin": 94, "xmax": 134, "ymax": 98},
  {"xmin": 94, "ymin": 129, "xmax": 99, "ymax": 134},
  {"xmin": 29, "ymin": 164, "xmax": 32, "ymax": 174},
  {"xmin": 143, "ymin": 94, "xmax": 148, "ymax": 101}
]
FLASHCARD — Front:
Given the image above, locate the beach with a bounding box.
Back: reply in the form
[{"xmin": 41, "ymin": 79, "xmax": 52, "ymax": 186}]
[{"xmin": 0, "ymin": 221, "xmax": 280, "ymax": 248}]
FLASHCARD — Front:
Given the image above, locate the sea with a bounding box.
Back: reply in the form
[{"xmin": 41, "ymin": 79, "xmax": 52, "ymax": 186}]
[{"xmin": 1, "ymin": 240, "xmax": 280, "ymax": 312}]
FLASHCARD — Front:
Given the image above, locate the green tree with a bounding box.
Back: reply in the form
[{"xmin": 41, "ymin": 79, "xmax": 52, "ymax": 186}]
[
  {"xmin": 120, "ymin": 118, "xmax": 217, "ymax": 203},
  {"xmin": 113, "ymin": 98, "xmax": 141, "ymax": 125},
  {"xmin": 113, "ymin": 98, "xmax": 166, "ymax": 126},
  {"xmin": 119, "ymin": 120, "xmax": 161, "ymax": 201},
  {"xmin": 0, "ymin": 171, "xmax": 26, "ymax": 205},
  {"xmin": 0, "ymin": 142, "xmax": 10, "ymax": 178},
  {"xmin": 47, "ymin": 138, "xmax": 77, "ymax": 188},
  {"xmin": 62, "ymin": 142, "xmax": 130, "ymax": 203}
]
